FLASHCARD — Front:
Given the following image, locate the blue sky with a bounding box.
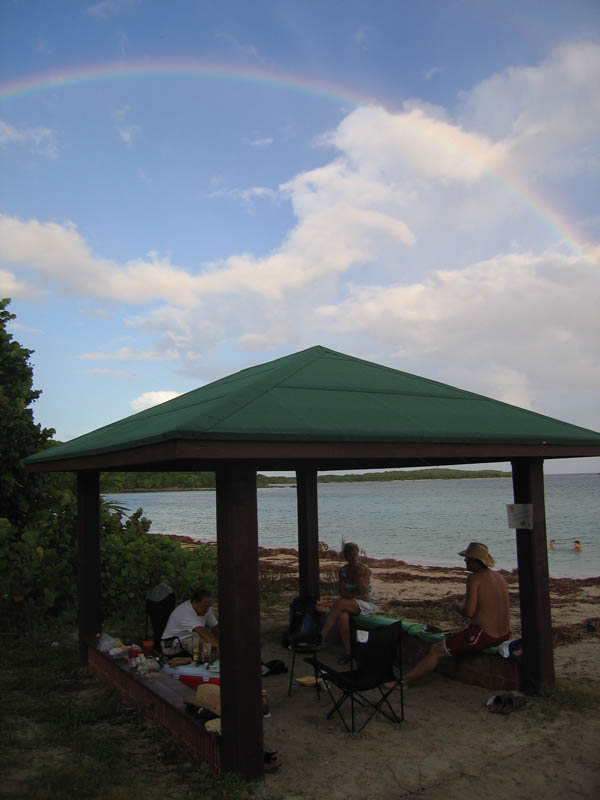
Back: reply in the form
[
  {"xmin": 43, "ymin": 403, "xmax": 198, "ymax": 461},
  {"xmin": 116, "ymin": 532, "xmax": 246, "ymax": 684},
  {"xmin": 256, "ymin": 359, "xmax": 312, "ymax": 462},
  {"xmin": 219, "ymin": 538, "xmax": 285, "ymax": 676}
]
[{"xmin": 1, "ymin": 0, "xmax": 599, "ymax": 473}]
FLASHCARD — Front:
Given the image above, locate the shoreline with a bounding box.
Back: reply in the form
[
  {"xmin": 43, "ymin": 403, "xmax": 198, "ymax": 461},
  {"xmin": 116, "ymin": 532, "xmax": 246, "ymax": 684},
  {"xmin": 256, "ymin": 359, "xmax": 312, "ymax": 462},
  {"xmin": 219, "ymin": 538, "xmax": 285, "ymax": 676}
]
[
  {"xmin": 160, "ymin": 534, "xmax": 600, "ymax": 583},
  {"xmin": 100, "ymin": 470, "xmax": 514, "ymax": 494}
]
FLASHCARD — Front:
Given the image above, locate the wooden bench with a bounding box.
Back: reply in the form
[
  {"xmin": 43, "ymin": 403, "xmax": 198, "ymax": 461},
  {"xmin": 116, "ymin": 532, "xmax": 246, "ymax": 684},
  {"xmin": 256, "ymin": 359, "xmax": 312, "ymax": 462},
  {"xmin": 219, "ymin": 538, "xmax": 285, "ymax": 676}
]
[
  {"xmin": 88, "ymin": 647, "xmax": 221, "ymax": 770},
  {"xmin": 354, "ymin": 614, "xmax": 521, "ymax": 691}
]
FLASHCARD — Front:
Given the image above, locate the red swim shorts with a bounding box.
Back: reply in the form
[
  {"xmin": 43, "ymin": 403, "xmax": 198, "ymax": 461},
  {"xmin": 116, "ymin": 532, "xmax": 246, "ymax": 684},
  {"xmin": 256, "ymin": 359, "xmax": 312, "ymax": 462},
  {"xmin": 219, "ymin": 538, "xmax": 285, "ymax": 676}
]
[{"xmin": 443, "ymin": 625, "xmax": 510, "ymax": 656}]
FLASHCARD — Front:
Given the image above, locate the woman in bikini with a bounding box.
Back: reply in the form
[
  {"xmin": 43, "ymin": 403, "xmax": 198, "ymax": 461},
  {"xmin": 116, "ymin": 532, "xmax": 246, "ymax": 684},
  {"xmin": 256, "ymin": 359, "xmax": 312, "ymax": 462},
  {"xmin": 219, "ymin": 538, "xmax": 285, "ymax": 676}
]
[{"xmin": 319, "ymin": 542, "xmax": 374, "ymax": 664}]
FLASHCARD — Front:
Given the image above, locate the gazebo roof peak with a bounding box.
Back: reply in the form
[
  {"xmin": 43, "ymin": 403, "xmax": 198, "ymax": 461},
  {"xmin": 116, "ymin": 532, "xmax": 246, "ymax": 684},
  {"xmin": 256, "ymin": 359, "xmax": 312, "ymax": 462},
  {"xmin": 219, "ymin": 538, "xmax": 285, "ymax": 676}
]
[{"xmin": 25, "ymin": 344, "xmax": 600, "ymax": 466}]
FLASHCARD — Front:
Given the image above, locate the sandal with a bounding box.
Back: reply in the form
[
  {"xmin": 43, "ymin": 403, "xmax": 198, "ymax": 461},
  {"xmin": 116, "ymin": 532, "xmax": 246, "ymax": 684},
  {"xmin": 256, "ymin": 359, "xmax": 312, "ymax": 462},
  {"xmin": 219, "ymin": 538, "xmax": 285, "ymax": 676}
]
[
  {"xmin": 337, "ymin": 653, "xmax": 352, "ymax": 665},
  {"xmin": 486, "ymin": 693, "xmax": 528, "ymax": 714},
  {"xmin": 486, "ymin": 695, "xmax": 506, "ymax": 713},
  {"xmin": 264, "ymin": 751, "xmax": 281, "ymax": 773},
  {"xmin": 500, "ymin": 694, "xmax": 528, "ymax": 714}
]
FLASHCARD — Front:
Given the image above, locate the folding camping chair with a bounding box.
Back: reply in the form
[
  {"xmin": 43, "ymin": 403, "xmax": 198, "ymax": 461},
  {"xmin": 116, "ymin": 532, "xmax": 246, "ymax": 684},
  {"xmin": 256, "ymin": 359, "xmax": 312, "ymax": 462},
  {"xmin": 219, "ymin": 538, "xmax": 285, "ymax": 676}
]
[
  {"xmin": 306, "ymin": 620, "xmax": 404, "ymax": 732},
  {"xmin": 145, "ymin": 583, "xmax": 179, "ymax": 655},
  {"xmin": 285, "ymin": 595, "xmax": 325, "ymax": 698}
]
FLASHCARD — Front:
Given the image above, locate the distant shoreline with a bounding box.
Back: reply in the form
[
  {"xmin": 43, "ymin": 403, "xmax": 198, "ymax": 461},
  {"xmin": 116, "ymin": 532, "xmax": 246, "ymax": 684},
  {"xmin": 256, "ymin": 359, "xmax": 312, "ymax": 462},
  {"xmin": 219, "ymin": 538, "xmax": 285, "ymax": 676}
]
[{"xmin": 103, "ymin": 467, "xmax": 511, "ymax": 494}]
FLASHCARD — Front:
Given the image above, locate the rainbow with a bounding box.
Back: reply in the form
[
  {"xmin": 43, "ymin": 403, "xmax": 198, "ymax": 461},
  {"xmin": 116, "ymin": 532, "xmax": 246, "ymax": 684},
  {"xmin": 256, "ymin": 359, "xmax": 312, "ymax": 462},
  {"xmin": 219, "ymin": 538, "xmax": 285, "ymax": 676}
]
[
  {"xmin": 0, "ymin": 59, "xmax": 596, "ymax": 262},
  {"xmin": 0, "ymin": 59, "xmax": 375, "ymax": 108}
]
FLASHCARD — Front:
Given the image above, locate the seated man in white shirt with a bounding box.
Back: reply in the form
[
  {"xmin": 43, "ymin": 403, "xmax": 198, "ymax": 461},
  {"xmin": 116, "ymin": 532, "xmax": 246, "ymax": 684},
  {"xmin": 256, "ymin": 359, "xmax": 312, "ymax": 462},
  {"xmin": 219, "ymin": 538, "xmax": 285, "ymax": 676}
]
[{"xmin": 161, "ymin": 588, "xmax": 220, "ymax": 657}]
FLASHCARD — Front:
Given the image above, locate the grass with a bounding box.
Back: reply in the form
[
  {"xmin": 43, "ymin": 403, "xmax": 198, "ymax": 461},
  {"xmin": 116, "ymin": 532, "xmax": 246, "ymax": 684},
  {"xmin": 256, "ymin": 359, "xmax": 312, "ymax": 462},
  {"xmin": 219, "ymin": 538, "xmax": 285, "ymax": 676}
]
[
  {"xmin": 529, "ymin": 678, "xmax": 600, "ymax": 718},
  {"xmin": 0, "ymin": 621, "xmax": 259, "ymax": 800}
]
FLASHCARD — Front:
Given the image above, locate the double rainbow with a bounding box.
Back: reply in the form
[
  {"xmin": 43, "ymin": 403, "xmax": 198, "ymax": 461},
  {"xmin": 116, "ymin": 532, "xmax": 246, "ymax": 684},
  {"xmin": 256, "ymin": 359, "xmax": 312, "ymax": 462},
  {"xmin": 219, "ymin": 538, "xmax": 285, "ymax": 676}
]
[{"xmin": 0, "ymin": 59, "xmax": 596, "ymax": 262}]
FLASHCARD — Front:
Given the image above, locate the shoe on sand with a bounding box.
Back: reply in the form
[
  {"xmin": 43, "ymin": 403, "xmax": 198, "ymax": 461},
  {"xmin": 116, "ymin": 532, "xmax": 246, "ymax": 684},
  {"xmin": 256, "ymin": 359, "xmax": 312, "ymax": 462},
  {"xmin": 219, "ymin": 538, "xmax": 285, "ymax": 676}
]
[
  {"xmin": 486, "ymin": 695, "xmax": 506, "ymax": 713},
  {"xmin": 486, "ymin": 694, "xmax": 527, "ymax": 714},
  {"xmin": 264, "ymin": 751, "xmax": 282, "ymax": 773},
  {"xmin": 500, "ymin": 694, "xmax": 527, "ymax": 714}
]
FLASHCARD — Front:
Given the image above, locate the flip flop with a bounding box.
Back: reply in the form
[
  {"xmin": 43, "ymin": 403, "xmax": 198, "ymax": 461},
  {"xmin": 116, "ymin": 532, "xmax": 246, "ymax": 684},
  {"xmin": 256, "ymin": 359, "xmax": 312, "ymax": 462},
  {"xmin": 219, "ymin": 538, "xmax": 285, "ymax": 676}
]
[
  {"xmin": 486, "ymin": 695, "xmax": 506, "ymax": 713},
  {"xmin": 499, "ymin": 694, "xmax": 528, "ymax": 715},
  {"xmin": 264, "ymin": 752, "xmax": 282, "ymax": 773}
]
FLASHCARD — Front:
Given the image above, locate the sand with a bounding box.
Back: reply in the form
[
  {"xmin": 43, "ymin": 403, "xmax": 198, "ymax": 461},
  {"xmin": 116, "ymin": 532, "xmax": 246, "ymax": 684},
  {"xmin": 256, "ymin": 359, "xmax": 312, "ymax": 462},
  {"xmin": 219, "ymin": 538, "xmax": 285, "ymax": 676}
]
[{"xmin": 252, "ymin": 548, "xmax": 600, "ymax": 799}]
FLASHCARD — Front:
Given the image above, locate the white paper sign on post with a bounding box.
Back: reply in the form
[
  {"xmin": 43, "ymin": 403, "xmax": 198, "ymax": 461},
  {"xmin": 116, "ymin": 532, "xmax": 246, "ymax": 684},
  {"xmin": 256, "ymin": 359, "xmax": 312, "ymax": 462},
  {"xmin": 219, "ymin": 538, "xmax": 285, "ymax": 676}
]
[{"xmin": 506, "ymin": 503, "xmax": 533, "ymax": 529}]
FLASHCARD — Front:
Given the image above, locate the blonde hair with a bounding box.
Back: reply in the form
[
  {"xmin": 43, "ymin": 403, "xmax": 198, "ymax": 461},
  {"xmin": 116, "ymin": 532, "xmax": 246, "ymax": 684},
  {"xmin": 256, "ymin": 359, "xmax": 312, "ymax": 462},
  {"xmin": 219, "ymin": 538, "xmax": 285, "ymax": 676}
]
[{"xmin": 343, "ymin": 542, "xmax": 359, "ymax": 560}]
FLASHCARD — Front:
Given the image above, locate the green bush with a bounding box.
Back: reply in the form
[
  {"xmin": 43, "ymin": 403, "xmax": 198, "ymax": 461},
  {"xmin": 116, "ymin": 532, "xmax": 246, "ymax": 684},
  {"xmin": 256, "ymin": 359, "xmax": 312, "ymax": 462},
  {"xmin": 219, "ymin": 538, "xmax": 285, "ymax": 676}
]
[
  {"xmin": 99, "ymin": 507, "xmax": 217, "ymax": 616},
  {"xmin": 0, "ymin": 502, "xmax": 217, "ymax": 625}
]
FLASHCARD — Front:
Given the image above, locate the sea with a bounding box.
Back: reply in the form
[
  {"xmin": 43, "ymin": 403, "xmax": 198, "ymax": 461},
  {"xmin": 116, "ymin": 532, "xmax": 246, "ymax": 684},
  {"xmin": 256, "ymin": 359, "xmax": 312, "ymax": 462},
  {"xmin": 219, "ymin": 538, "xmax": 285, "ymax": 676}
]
[{"xmin": 104, "ymin": 473, "xmax": 600, "ymax": 579}]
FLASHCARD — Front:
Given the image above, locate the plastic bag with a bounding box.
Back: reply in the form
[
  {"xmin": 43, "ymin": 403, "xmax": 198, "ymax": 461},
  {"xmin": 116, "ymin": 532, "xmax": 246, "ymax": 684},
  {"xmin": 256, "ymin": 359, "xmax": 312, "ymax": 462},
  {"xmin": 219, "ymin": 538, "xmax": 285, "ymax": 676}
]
[{"xmin": 97, "ymin": 633, "xmax": 120, "ymax": 652}]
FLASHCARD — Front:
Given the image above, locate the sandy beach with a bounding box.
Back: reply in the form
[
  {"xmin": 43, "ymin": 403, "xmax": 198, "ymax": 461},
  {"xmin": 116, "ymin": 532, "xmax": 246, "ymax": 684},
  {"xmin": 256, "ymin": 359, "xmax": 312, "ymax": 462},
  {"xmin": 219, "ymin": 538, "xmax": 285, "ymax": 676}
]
[{"xmin": 251, "ymin": 547, "xmax": 599, "ymax": 799}]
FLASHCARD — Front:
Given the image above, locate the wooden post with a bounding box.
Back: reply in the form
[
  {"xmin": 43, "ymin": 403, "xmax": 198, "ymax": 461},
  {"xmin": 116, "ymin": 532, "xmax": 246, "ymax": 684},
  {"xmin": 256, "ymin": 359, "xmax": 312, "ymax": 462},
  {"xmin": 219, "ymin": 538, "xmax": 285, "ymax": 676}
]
[
  {"xmin": 511, "ymin": 458, "xmax": 555, "ymax": 693},
  {"xmin": 216, "ymin": 464, "xmax": 264, "ymax": 780},
  {"xmin": 77, "ymin": 470, "xmax": 101, "ymax": 664},
  {"xmin": 296, "ymin": 466, "xmax": 320, "ymax": 599}
]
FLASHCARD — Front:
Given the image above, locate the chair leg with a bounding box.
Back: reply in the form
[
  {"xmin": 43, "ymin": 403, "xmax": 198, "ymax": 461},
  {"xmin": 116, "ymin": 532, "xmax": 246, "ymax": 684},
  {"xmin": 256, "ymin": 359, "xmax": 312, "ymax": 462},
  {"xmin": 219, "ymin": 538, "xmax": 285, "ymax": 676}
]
[
  {"xmin": 312, "ymin": 651, "xmax": 321, "ymax": 700},
  {"xmin": 288, "ymin": 648, "xmax": 296, "ymax": 696},
  {"xmin": 324, "ymin": 689, "xmax": 352, "ymax": 732},
  {"xmin": 354, "ymin": 684, "xmax": 403, "ymax": 733}
]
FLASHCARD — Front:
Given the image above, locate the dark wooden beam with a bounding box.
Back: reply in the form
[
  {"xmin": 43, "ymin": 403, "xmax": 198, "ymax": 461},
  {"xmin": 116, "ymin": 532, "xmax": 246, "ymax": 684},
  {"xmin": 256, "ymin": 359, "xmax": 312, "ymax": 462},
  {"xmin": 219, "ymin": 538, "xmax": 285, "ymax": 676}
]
[
  {"xmin": 77, "ymin": 470, "xmax": 101, "ymax": 664},
  {"xmin": 511, "ymin": 458, "xmax": 555, "ymax": 693},
  {"xmin": 27, "ymin": 439, "xmax": 600, "ymax": 473},
  {"xmin": 216, "ymin": 464, "xmax": 264, "ymax": 780},
  {"xmin": 296, "ymin": 466, "xmax": 320, "ymax": 599}
]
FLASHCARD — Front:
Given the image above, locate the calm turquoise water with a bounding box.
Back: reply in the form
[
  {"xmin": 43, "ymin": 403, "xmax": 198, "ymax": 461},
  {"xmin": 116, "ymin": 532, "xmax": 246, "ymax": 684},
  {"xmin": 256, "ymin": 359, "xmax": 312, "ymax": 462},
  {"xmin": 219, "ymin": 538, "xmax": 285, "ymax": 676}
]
[{"xmin": 105, "ymin": 473, "xmax": 600, "ymax": 579}]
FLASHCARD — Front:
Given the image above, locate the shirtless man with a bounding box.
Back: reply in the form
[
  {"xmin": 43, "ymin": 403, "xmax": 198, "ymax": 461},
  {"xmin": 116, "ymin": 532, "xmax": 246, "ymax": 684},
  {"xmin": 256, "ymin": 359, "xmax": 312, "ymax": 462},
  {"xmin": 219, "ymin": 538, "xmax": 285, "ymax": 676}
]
[{"xmin": 403, "ymin": 542, "xmax": 510, "ymax": 686}]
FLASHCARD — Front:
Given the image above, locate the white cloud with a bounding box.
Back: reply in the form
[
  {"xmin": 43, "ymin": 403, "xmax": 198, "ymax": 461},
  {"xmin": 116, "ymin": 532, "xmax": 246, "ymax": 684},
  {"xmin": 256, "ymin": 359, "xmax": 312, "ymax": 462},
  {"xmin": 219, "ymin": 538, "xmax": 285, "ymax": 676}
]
[
  {"xmin": 78, "ymin": 346, "xmax": 177, "ymax": 362},
  {"xmin": 112, "ymin": 106, "xmax": 141, "ymax": 146},
  {"xmin": 208, "ymin": 186, "xmax": 278, "ymax": 203},
  {"xmin": 0, "ymin": 119, "xmax": 58, "ymax": 158},
  {"xmin": 3, "ymin": 40, "xmax": 599, "ymax": 426},
  {"xmin": 86, "ymin": 0, "xmax": 139, "ymax": 20},
  {"xmin": 8, "ymin": 321, "xmax": 43, "ymax": 334},
  {"xmin": 238, "ymin": 333, "xmax": 272, "ymax": 351},
  {"xmin": 215, "ymin": 32, "xmax": 260, "ymax": 59},
  {"xmin": 0, "ymin": 267, "xmax": 46, "ymax": 299},
  {"xmin": 34, "ymin": 37, "xmax": 54, "ymax": 55},
  {"xmin": 322, "ymin": 105, "xmax": 506, "ymax": 185},
  {"xmin": 250, "ymin": 138, "xmax": 274, "ymax": 147},
  {"xmin": 353, "ymin": 27, "xmax": 371, "ymax": 51},
  {"xmin": 458, "ymin": 40, "xmax": 600, "ymax": 178},
  {"xmin": 423, "ymin": 66, "xmax": 442, "ymax": 80},
  {"xmin": 130, "ymin": 390, "xmax": 181, "ymax": 411},
  {"xmin": 314, "ymin": 248, "xmax": 600, "ymax": 411},
  {"xmin": 117, "ymin": 124, "xmax": 141, "ymax": 145}
]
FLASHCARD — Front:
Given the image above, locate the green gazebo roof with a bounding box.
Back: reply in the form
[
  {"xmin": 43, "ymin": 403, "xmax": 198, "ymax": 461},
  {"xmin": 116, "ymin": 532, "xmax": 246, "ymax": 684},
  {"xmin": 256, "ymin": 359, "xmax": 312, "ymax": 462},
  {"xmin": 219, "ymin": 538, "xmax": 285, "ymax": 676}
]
[{"xmin": 25, "ymin": 345, "xmax": 600, "ymax": 470}]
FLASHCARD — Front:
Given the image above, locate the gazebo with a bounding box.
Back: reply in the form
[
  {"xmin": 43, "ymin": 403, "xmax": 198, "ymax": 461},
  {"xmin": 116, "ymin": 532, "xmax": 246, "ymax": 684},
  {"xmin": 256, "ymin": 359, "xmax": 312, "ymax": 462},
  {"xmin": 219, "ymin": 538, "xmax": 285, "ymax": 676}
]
[{"xmin": 26, "ymin": 345, "xmax": 600, "ymax": 779}]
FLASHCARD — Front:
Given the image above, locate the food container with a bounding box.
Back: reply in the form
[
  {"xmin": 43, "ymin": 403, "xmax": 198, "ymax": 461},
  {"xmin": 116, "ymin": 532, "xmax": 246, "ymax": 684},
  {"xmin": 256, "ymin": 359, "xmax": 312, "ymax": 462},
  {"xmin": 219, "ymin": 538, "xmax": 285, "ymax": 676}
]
[
  {"xmin": 161, "ymin": 662, "xmax": 220, "ymax": 689},
  {"xmin": 142, "ymin": 640, "xmax": 154, "ymax": 658}
]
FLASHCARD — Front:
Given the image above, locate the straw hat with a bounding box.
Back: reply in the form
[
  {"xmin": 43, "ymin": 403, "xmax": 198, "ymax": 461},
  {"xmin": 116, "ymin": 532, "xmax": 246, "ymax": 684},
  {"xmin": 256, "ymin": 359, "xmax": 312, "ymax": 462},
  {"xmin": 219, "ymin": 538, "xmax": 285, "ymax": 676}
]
[
  {"xmin": 458, "ymin": 542, "xmax": 495, "ymax": 567},
  {"xmin": 185, "ymin": 683, "xmax": 221, "ymax": 716}
]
